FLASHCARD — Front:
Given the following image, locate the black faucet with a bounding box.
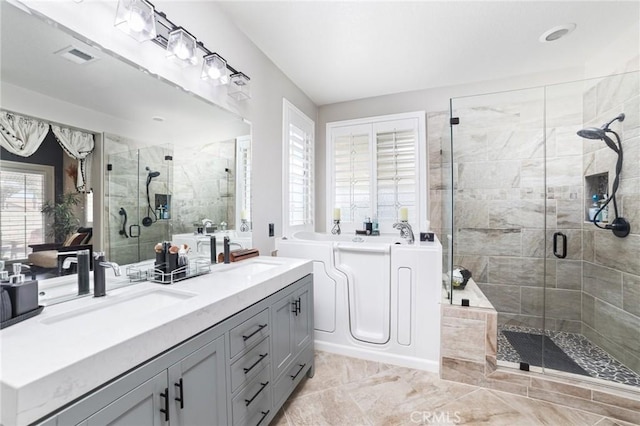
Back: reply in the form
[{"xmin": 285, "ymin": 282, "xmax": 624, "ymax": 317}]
[
  {"xmin": 93, "ymin": 252, "xmax": 121, "ymax": 297},
  {"xmin": 223, "ymin": 236, "xmax": 230, "ymax": 264}
]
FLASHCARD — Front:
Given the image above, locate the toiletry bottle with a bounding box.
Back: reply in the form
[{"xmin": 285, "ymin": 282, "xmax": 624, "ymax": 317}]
[
  {"xmin": 588, "ymin": 194, "xmax": 599, "ymax": 222},
  {"xmin": 373, "ymin": 216, "xmax": 379, "ymax": 234},
  {"xmin": 601, "ymin": 194, "xmax": 609, "ymax": 223},
  {"xmin": 163, "ymin": 204, "xmax": 170, "ymax": 219}
]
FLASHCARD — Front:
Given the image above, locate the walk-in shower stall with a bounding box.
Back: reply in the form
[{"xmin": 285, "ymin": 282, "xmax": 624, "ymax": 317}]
[
  {"xmin": 449, "ymin": 70, "xmax": 639, "ymax": 387},
  {"xmin": 105, "ymin": 142, "xmax": 173, "ymax": 265}
]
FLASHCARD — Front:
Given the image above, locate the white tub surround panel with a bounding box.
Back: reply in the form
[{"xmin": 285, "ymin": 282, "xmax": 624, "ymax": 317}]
[{"xmin": 0, "ymin": 257, "xmax": 312, "ymax": 426}]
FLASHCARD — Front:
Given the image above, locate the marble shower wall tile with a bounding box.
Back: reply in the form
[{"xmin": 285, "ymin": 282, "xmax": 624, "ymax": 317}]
[
  {"xmin": 520, "ymin": 287, "xmax": 582, "ymax": 321},
  {"xmin": 583, "ymin": 261, "xmax": 624, "ymax": 308},
  {"xmin": 622, "ymin": 273, "xmax": 640, "ymax": 317},
  {"xmin": 457, "ymin": 161, "xmax": 520, "ymax": 190},
  {"xmin": 455, "ymin": 228, "xmax": 521, "ymax": 256},
  {"xmin": 595, "ymin": 232, "xmax": 640, "ymax": 276}
]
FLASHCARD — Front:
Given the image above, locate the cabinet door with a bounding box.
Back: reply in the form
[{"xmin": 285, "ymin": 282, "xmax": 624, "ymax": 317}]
[
  {"xmin": 271, "ymin": 293, "xmax": 294, "ymax": 379},
  {"xmin": 84, "ymin": 371, "xmax": 167, "ymax": 426},
  {"xmin": 293, "ymin": 285, "xmax": 312, "ymax": 353},
  {"xmin": 168, "ymin": 336, "xmax": 227, "ymax": 426}
]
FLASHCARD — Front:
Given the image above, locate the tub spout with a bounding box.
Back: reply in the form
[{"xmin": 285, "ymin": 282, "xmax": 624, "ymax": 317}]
[{"xmin": 393, "ymin": 222, "xmax": 415, "ymax": 244}]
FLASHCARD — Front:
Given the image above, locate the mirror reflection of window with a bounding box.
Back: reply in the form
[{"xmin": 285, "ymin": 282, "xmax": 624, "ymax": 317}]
[{"xmin": 0, "ymin": 161, "xmax": 54, "ymax": 260}]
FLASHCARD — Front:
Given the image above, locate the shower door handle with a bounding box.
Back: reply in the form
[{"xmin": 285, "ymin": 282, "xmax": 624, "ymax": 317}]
[{"xmin": 553, "ymin": 232, "xmax": 567, "ymax": 259}]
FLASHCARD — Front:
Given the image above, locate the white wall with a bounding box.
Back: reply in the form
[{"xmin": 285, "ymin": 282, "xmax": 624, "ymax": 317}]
[{"xmin": 17, "ymin": 0, "xmax": 318, "ymax": 255}]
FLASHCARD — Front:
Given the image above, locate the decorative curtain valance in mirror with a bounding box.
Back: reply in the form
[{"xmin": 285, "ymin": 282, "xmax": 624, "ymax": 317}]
[{"xmin": 0, "ymin": 110, "xmax": 94, "ymax": 192}]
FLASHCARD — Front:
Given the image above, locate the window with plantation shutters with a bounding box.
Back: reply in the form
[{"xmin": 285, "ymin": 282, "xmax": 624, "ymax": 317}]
[
  {"xmin": 236, "ymin": 135, "xmax": 251, "ymax": 228},
  {"xmin": 283, "ymin": 99, "xmax": 314, "ymax": 234},
  {"xmin": 0, "ymin": 160, "xmax": 54, "ymax": 260},
  {"xmin": 327, "ymin": 112, "xmax": 426, "ymax": 234}
]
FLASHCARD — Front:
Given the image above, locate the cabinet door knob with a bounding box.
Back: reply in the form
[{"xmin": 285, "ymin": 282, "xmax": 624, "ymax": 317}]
[{"xmin": 174, "ymin": 378, "xmax": 185, "ymax": 409}]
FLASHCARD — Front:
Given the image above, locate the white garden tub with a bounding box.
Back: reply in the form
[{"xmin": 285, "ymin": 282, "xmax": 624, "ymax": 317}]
[{"xmin": 276, "ymin": 231, "xmax": 442, "ymax": 372}]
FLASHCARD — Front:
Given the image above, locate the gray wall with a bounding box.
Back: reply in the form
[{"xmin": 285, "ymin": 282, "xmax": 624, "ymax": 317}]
[{"xmin": 581, "ymin": 71, "xmax": 640, "ymax": 374}]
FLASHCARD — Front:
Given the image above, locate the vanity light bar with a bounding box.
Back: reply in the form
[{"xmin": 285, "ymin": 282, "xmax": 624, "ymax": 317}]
[{"xmin": 114, "ymin": 0, "xmax": 249, "ymax": 96}]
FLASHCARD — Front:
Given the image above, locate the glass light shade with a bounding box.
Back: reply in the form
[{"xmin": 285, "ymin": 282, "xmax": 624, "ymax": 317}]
[
  {"xmin": 166, "ymin": 28, "xmax": 198, "ymax": 67},
  {"xmin": 114, "ymin": 0, "xmax": 156, "ymax": 42},
  {"xmin": 201, "ymin": 53, "xmax": 228, "ymax": 85},
  {"xmin": 228, "ymin": 72, "xmax": 251, "ymax": 101}
]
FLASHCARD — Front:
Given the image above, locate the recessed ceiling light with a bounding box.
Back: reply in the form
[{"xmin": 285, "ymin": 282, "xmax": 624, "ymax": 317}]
[
  {"xmin": 539, "ymin": 23, "xmax": 576, "ymax": 43},
  {"xmin": 152, "ymin": 116, "xmax": 165, "ymax": 122}
]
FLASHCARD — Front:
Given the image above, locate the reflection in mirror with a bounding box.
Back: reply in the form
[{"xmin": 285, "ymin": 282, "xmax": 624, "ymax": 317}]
[{"xmin": 1, "ymin": 2, "xmax": 251, "ymax": 284}]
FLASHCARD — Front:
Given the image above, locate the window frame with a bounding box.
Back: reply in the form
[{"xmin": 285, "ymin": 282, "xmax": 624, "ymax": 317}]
[
  {"xmin": 326, "ymin": 111, "xmax": 427, "ymax": 235},
  {"xmin": 282, "ymin": 98, "xmax": 315, "ymax": 236}
]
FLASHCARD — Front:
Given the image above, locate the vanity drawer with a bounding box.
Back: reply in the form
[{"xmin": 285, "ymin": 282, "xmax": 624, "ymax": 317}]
[
  {"xmin": 273, "ymin": 343, "xmax": 313, "ymax": 410},
  {"xmin": 230, "ymin": 336, "xmax": 270, "ymax": 393},
  {"xmin": 231, "ymin": 363, "xmax": 271, "ymax": 425},
  {"xmin": 230, "ymin": 308, "xmax": 270, "ymax": 358}
]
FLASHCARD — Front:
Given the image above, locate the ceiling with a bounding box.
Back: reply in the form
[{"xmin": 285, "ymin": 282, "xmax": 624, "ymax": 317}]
[{"xmin": 217, "ymin": 1, "xmax": 640, "ymax": 106}]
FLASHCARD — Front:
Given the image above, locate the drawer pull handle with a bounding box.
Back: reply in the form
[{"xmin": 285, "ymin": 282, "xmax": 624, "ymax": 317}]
[
  {"xmin": 244, "ymin": 381, "xmax": 269, "ymax": 407},
  {"xmin": 242, "ymin": 323, "xmax": 267, "ymax": 341},
  {"xmin": 174, "ymin": 378, "xmax": 185, "ymax": 409},
  {"xmin": 244, "ymin": 353, "xmax": 268, "ymax": 374},
  {"xmin": 159, "ymin": 387, "xmax": 170, "ymax": 421},
  {"xmin": 289, "ymin": 363, "xmax": 306, "ymax": 381},
  {"xmin": 257, "ymin": 410, "xmax": 271, "ymax": 426}
]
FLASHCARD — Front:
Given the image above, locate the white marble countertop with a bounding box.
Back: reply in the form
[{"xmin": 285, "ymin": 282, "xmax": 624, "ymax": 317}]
[{"xmin": 0, "ymin": 256, "xmax": 312, "ymax": 426}]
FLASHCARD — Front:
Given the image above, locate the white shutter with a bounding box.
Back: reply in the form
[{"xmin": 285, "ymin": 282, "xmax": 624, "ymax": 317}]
[
  {"xmin": 283, "ymin": 99, "xmax": 314, "ymax": 234},
  {"xmin": 327, "ymin": 113, "xmax": 425, "ymax": 234}
]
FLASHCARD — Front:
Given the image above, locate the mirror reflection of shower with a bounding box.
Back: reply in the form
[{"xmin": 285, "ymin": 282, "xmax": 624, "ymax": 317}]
[
  {"xmin": 577, "ymin": 113, "xmax": 630, "ymax": 238},
  {"xmin": 142, "ymin": 167, "xmax": 160, "ymax": 227}
]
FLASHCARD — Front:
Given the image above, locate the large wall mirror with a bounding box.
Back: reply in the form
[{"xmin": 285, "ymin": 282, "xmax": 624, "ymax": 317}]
[{"xmin": 0, "ymin": 2, "xmax": 251, "ymax": 271}]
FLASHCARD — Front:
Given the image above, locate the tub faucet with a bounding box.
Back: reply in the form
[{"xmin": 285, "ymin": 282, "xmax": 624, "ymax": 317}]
[
  {"xmin": 202, "ymin": 219, "xmax": 215, "ymax": 232},
  {"xmin": 393, "ymin": 222, "xmax": 415, "ymax": 244},
  {"xmin": 93, "ymin": 252, "xmax": 121, "ymax": 297}
]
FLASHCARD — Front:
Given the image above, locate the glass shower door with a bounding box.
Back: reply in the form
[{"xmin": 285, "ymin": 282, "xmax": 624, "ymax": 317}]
[
  {"xmin": 449, "ymin": 87, "xmax": 549, "ymax": 371},
  {"xmin": 106, "ymin": 144, "xmax": 173, "ymax": 265}
]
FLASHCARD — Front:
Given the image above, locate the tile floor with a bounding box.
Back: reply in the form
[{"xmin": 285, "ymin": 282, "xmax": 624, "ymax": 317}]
[{"xmin": 272, "ymin": 351, "xmax": 637, "ymax": 426}]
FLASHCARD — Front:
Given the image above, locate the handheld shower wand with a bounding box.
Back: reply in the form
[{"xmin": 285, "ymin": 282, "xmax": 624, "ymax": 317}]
[
  {"xmin": 142, "ymin": 167, "xmax": 161, "ymax": 227},
  {"xmin": 577, "ymin": 113, "xmax": 630, "ymax": 238}
]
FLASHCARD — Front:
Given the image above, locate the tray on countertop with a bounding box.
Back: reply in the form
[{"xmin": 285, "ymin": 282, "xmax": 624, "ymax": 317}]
[{"xmin": 1, "ymin": 305, "xmax": 44, "ymax": 329}]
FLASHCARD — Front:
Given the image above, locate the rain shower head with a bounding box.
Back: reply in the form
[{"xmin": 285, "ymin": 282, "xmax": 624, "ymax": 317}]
[
  {"xmin": 576, "ymin": 113, "xmax": 625, "ymax": 153},
  {"xmin": 576, "ymin": 112, "xmax": 630, "ymax": 238},
  {"xmin": 576, "ymin": 127, "xmax": 605, "ymax": 140}
]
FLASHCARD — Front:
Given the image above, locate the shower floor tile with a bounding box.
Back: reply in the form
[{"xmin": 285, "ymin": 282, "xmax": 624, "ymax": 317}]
[{"xmin": 498, "ymin": 324, "xmax": 640, "ymax": 388}]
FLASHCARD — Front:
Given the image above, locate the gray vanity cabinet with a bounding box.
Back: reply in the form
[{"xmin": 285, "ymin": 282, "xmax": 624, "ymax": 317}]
[
  {"xmin": 272, "ymin": 281, "xmax": 313, "ymax": 379},
  {"xmin": 37, "ymin": 274, "xmax": 313, "ymax": 426},
  {"xmin": 167, "ymin": 336, "xmax": 227, "ymax": 426},
  {"xmin": 271, "ymin": 276, "xmax": 314, "ymax": 409},
  {"xmin": 80, "ymin": 370, "xmax": 167, "ymax": 426},
  {"xmin": 82, "ymin": 336, "xmax": 227, "ymax": 426}
]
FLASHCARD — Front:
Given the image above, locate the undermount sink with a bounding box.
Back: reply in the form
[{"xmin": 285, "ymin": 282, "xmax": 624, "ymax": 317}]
[
  {"xmin": 41, "ymin": 288, "xmax": 197, "ymax": 326},
  {"xmin": 222, "ymin": 260, "xmax": 282, "ymax": 275}
]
